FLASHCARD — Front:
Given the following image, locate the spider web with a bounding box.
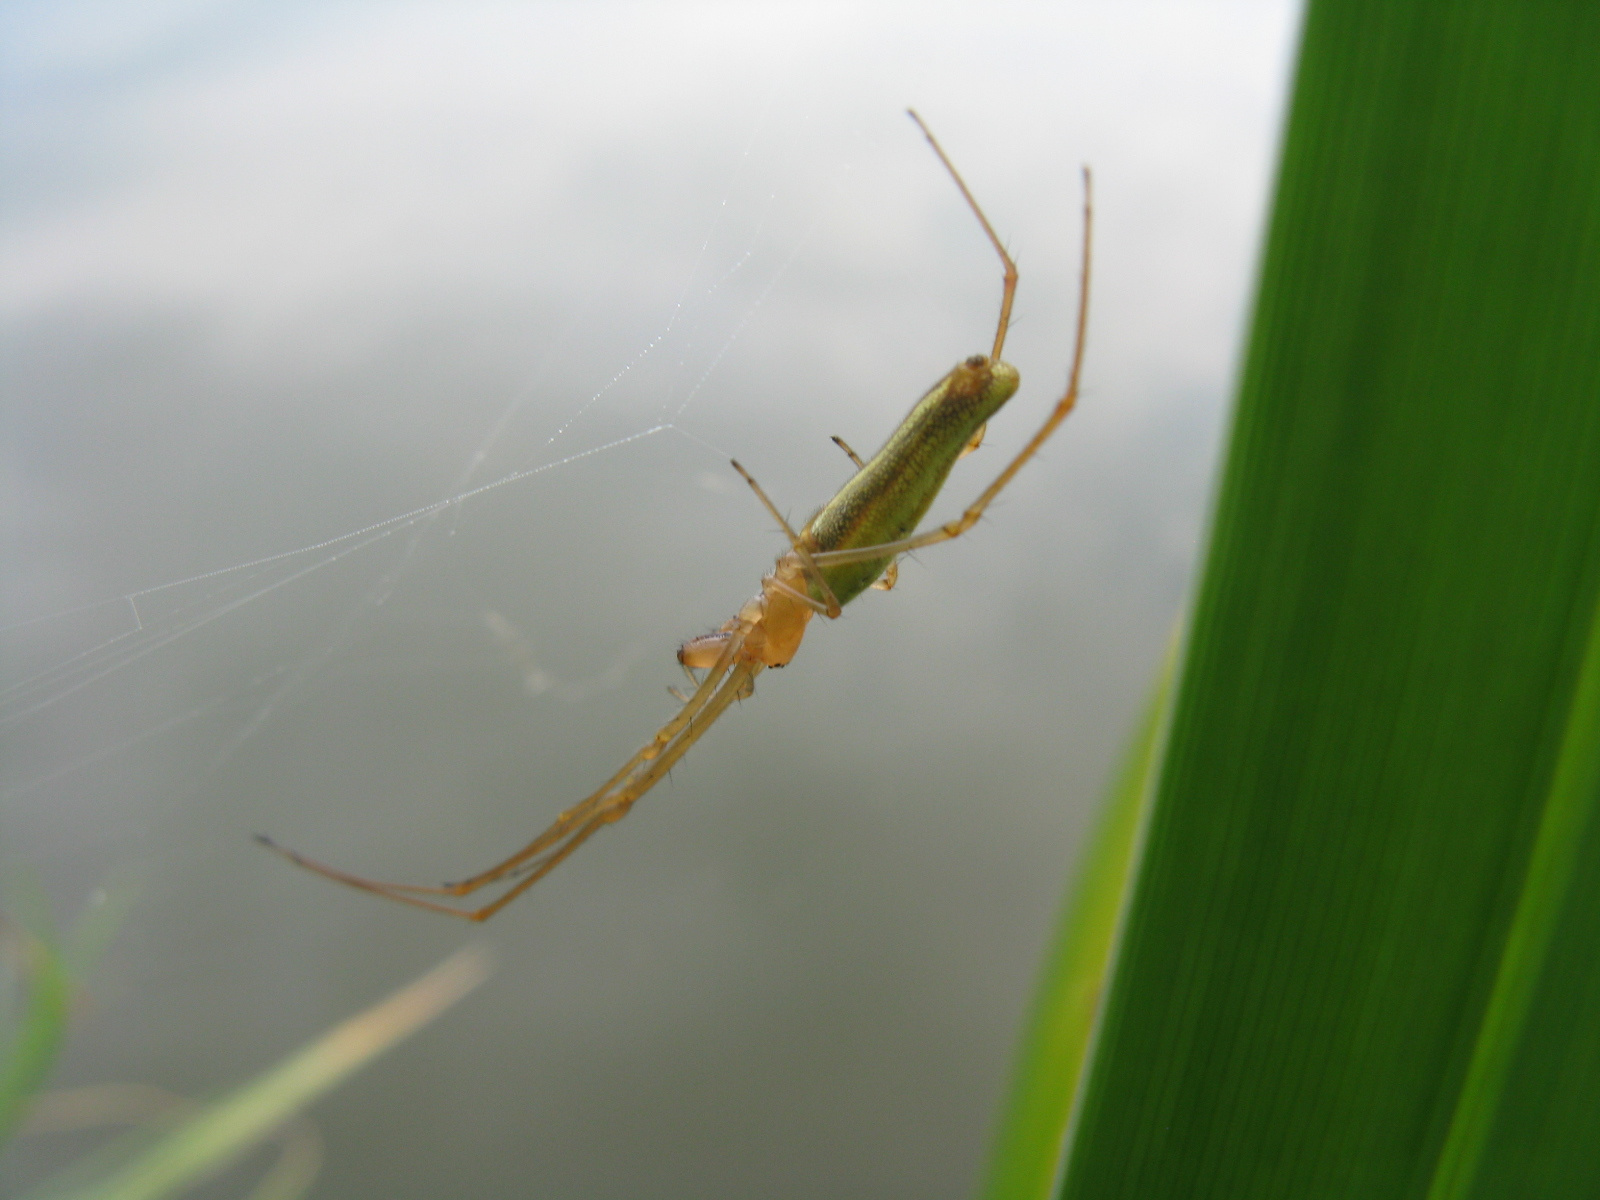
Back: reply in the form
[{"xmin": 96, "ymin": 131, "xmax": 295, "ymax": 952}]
[
  {"xmin": 0, "ymin": 5, "xmax": 1257, "ymax": 904},
  {"xmin": 1, "ymin": 109, "xmax": 871, "ymax": 821}
]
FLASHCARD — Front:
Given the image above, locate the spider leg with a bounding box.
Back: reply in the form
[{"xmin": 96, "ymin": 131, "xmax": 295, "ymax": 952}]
[
  {"xmin": 830, "ymin": 434, "xmax": 866, "ymax": 471},
  {"xmin": 728, "ymin": 459, "xmax": 843, "ymax": 618},
  {"xmin": 460, "ymin": 660, "xmax": 763, "ymax": 921},
  {"xmin": 258, "ymin": 630, "xmax": 755, "ymax": 918},
  {"xmin": 812, "ymin": 168, "xmax": 1091, "ymax": 573},
  {"xmin": 908, "ymin": 109, "xmax": 1017, "ymax": 362}
]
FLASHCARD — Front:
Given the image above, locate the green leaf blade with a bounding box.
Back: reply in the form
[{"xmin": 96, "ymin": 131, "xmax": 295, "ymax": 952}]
[
  {"xmin": 980, "ymin": 643, "xmax": 1175, "ymax": 1200},
  {"xmin": 26, "ymin": 946, "xmax": 490, "ymax": 1200},
  {"xmin": 1054, "ymin": 2, "xmax": 1600, "ymax": 1197}
]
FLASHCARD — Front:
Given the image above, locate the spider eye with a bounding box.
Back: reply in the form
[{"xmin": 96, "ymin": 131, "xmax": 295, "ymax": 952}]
[{"xmin": 965, "ymin": 354, "xmax": 987, "ymax": 368}]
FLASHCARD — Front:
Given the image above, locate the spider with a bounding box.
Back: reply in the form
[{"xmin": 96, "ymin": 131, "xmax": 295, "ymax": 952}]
[{"xmin": 259, "ymin": 111, "xmax": 1092, "ymax": 920}]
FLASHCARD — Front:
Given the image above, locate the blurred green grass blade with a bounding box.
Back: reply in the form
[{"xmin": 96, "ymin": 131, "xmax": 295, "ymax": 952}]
[
  {"xmin": 0, "ymin": 922, "xmax": 72, "ymax": 1146},
  {"xmin": 29, "ymin": 946, "xmax": 490, "ymax": 1200},
  {"xmin": 980, "ymin": 642, "xmax": 1175, "ymax": 1200},
  {"xmin": 1055, "ymin": 2, "xmax": 1600, "ymax": 1198},
  {"xmin": 1, "ymin": 889, "xmax": 126, "ymax": 1148}
]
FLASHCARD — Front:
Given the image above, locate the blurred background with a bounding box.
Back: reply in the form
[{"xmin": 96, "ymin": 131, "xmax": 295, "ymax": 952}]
[{"xmin": 2, "ymin": 2, "xmax": 1297, "ymax": 1195}]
